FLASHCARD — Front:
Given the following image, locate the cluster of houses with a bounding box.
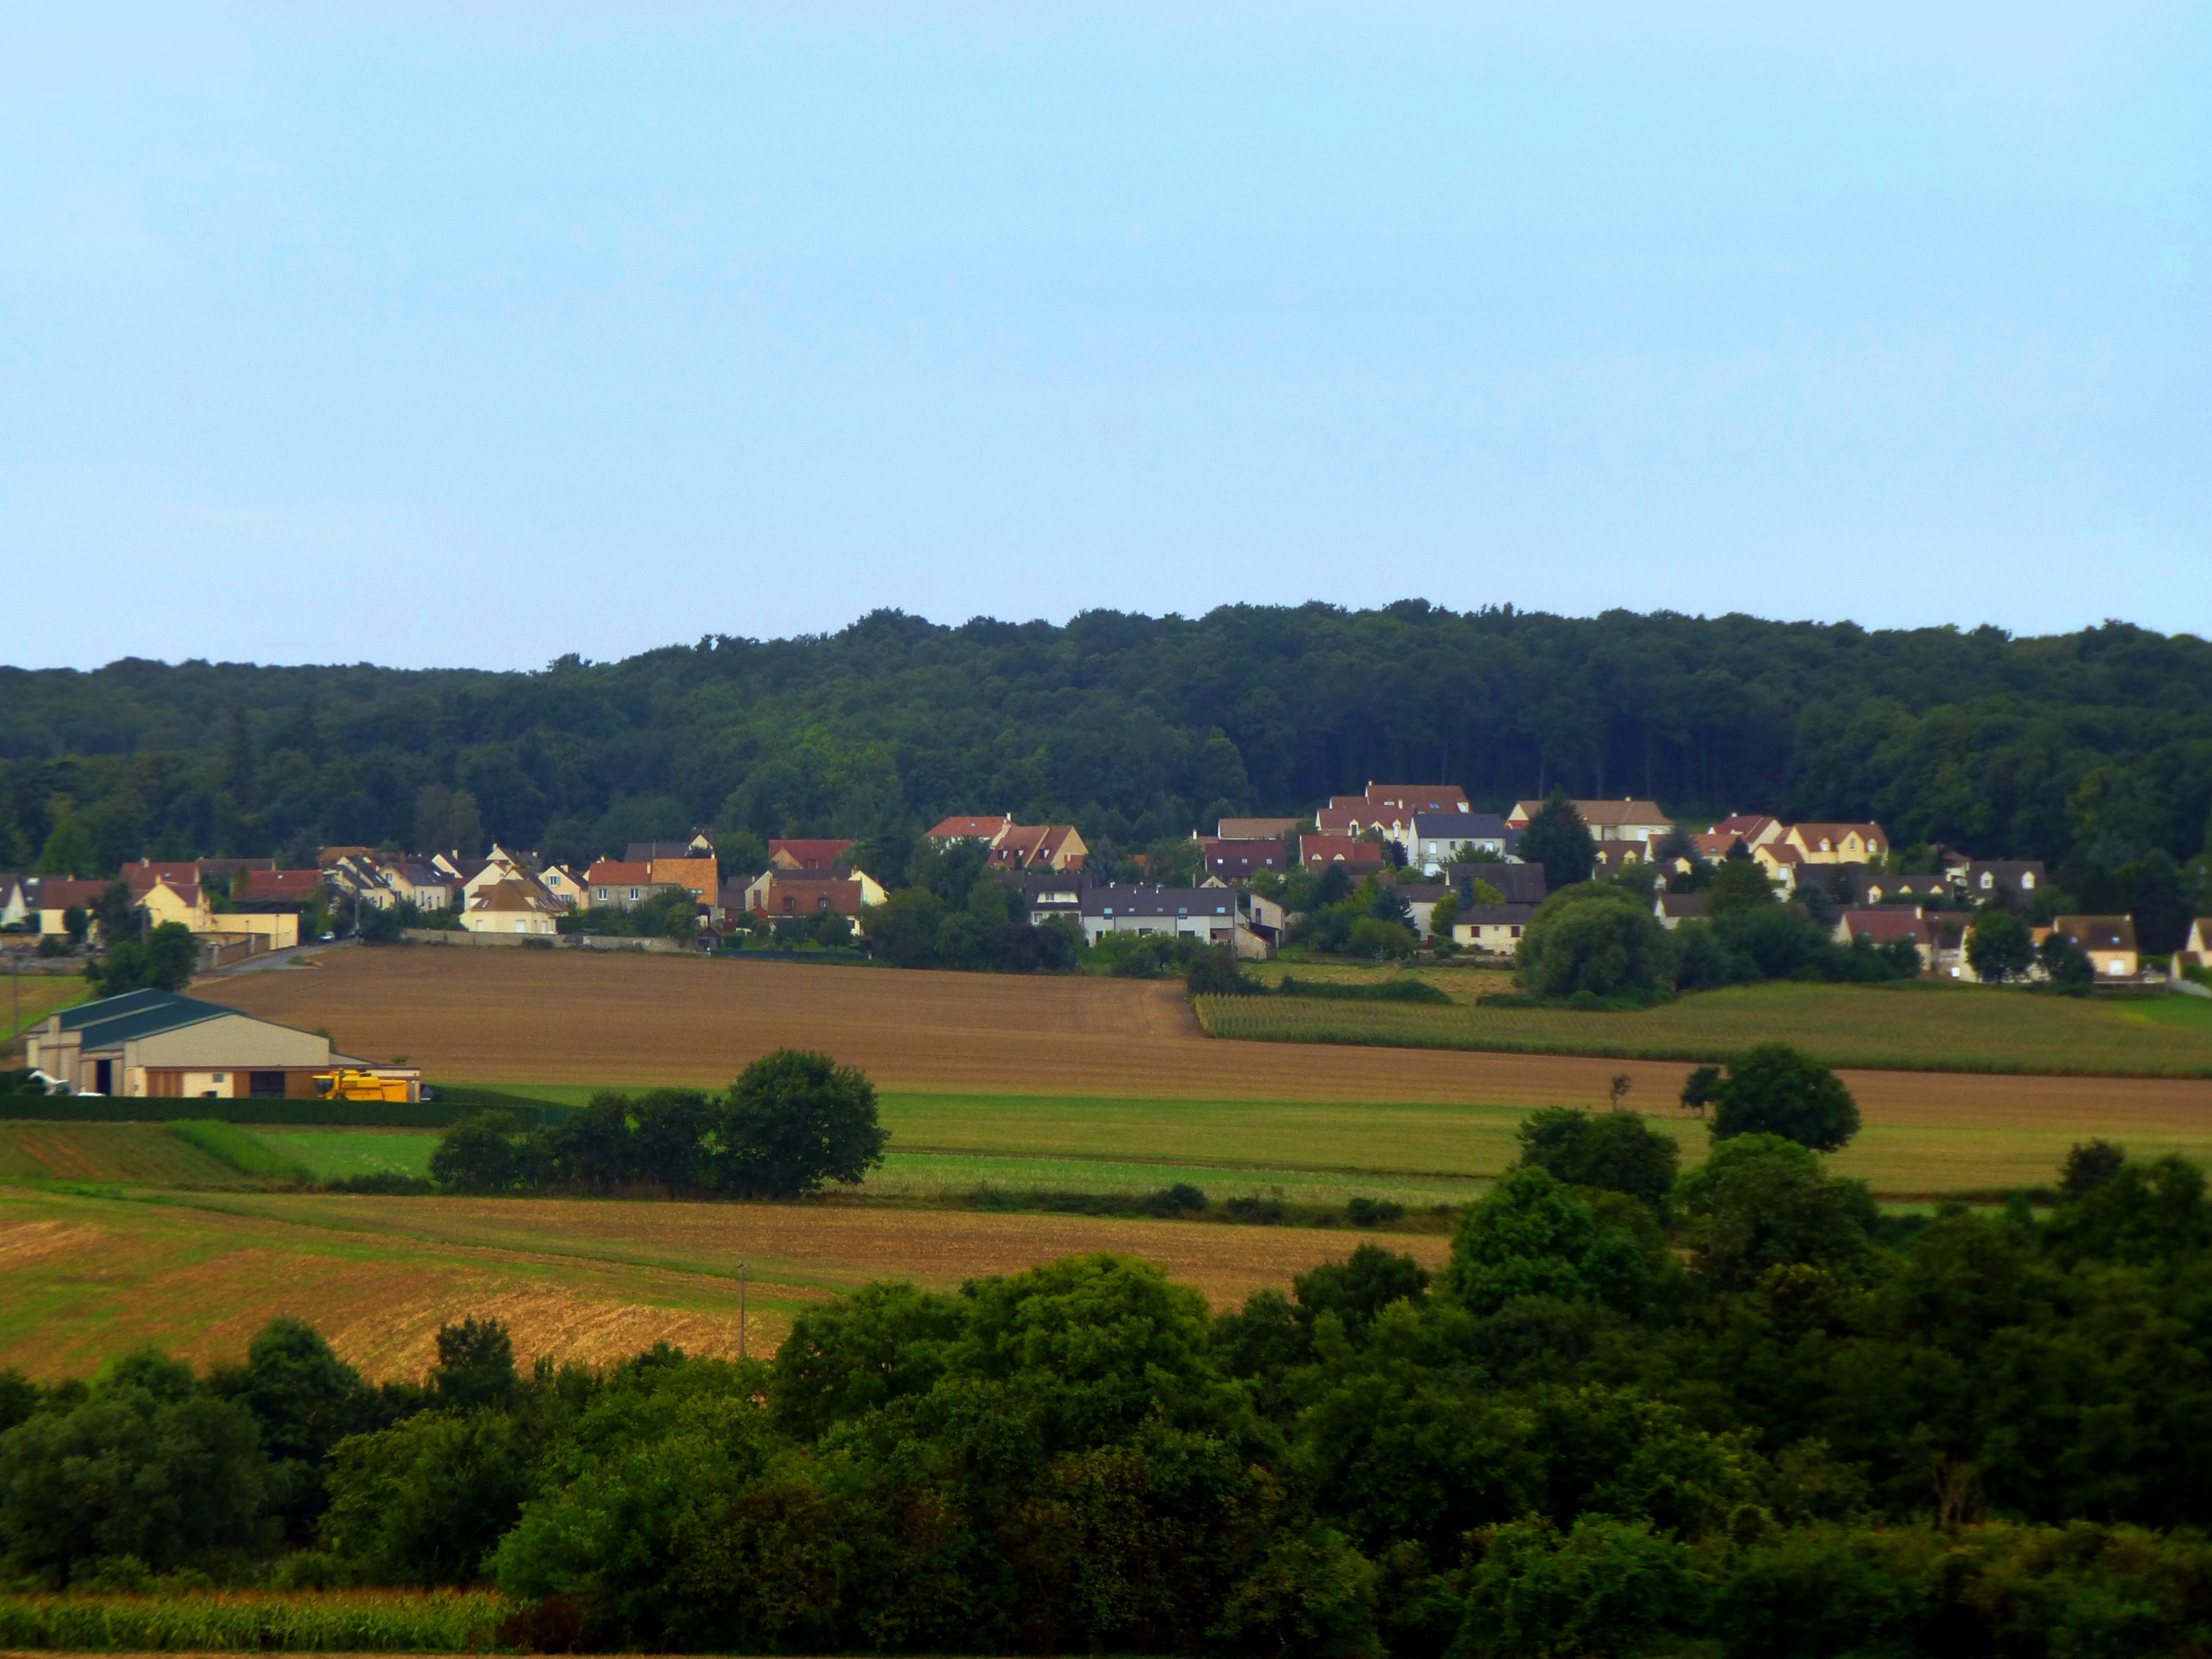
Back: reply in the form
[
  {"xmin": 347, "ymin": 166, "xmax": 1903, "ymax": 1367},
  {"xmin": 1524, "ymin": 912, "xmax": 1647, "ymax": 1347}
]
[
  {"xmin": 1, "ymin": 862, "xmax": 311, "ymax": 967},
  {"xmin": 5, "ymin": 782, "xmax": 2198, "ymax": 987},
  {"xmin": 1179, "ymin": 785, "xmax": 2176, "ymax": 985}
]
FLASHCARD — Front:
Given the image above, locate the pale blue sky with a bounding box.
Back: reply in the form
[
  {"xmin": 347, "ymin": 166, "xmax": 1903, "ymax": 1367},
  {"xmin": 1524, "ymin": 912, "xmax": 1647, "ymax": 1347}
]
[{"xmin": 4, "ymin": 4, "xmax": 2205, "ymax": 670}]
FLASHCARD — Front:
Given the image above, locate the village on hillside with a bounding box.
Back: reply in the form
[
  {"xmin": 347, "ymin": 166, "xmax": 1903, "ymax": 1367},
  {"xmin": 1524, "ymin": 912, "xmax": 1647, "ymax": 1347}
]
[{"xmin": 4, "ymin": 784, "xmax": 2194, "ymax": 992}]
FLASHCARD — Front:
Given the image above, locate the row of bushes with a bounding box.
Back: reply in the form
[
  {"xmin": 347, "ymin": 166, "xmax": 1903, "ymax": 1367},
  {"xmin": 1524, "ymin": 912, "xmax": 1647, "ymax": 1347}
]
[{"xmin": 429, "ymin": 1049, "xmax": 885, "ymax": 1199}]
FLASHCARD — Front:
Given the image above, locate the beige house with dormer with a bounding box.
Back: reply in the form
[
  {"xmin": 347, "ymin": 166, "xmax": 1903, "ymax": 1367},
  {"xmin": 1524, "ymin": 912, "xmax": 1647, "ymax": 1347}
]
[{"xmin": 1781, "ymin": 822, "xmax": 1888, "ymax": 865}]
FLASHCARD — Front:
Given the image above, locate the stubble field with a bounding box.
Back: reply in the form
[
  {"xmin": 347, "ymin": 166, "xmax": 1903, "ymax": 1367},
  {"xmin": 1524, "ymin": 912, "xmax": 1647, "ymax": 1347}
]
[{"xmin": 0, "ymin": 1181, "xmax": 1445, "ymax": 1381}]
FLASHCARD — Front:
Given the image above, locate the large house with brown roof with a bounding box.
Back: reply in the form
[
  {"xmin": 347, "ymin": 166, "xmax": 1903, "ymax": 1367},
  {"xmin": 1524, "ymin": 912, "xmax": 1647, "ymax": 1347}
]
[
  {"xmin": 769, "ymin": 838, "xmax": 852, "ymax": 871},
  {"xmin": 924, "ymin": 815, "xmax": 1009, "ymax": 844},
  {"xmin": 2053, "ymin": 915, "xmax": 2140, "ymax": 980},
  {"xmin": 1834, "ymin": 908, "xmax": 1932, "ymax": 971},
  {"xmin": 1710, "ymin": 814, "xmax": 1784, "ymax": 847},
  {"xmin": 462, "ymin": 879, "xmax": 562, "ymax": 937},
  {"xmin": 1298, "ymin": 834, "xmax": 1386, "ymax": 871},
  {"xmin": 1204, "ymin": 839, "xmax": 1288, "ymax": 881},
  {"xmin": 30, "ymin": 878, "xmax": 112, "ymax": 936},
  {"xmin": 1318, "ymin": 782, "xmax": 1474, "ymax": 840},
  {"xmin": 742, "ymin": 866, "xmax": 889, "ymax": 920},
  {"xmin": 922, "ymin": 815, "xmax": 1087, "ymax": 871},
  {"xmin": 1217, "ymin": 816, "xmax": 1302, "ymax": 840},
  {"xmin": 1507, "ymin": 799, "xmax": 1673, "ymax": 845},
  {"xmin": 987, "ymin": 823, "xmax": 1088, "ymax": 873}
]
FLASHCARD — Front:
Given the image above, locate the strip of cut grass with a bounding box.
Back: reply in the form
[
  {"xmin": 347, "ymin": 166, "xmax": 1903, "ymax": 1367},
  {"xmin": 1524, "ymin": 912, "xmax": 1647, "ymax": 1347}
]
[
  {"xmin": 864, "ymin": 1150, "xmax": 1483, "ymax": 1209},
  {"xmin": 166, "ymin": 1120, "xmax": 314, "ymax": 1183},
  {"xmin": 254, "ymin": 1127, "xmax": 438, "ymax": 1180},
  {"xmin": 1198, "ymin": 981, "xmax": 2212, "ymax": 1077}
]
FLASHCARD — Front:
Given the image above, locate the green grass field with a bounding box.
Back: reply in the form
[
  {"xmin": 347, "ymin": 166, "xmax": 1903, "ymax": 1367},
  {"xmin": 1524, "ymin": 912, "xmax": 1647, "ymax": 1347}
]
[
  {"xmin": 255, "ymin": 1126, "xmax": 439, "ymax": 1180},
  {"xmin": 1199, "ymin": 980, "xmax": 2212, "ymax": 1076},
  {"xmin": 416, "ymin": 1081, "xmax": 2212, "ymax": 1200}
]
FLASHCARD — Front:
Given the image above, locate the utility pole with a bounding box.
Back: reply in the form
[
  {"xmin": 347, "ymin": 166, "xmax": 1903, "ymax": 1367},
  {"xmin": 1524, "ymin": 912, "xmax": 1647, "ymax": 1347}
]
[{"xmin": 738, "ymin": 1262, "xmax": 748, "ymax": 1360}]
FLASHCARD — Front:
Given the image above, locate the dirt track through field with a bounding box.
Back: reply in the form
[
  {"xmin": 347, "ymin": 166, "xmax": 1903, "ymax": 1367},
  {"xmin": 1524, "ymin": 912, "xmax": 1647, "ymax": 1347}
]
[{"xmin": 204, "ymin": 948, "xmax": 2212, "ymax": 1127}]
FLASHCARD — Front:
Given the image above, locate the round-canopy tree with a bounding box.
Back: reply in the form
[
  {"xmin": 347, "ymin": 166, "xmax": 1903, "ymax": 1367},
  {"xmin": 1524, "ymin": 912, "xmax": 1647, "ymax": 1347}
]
[
  {"xmin": 726, "ymin": 1048, "xmax": 888, "ymax": 1198},
  {"xmin": 1966, "ymin": 908, "xmax": 2036, "ymax": 983},
  {"xmin": 1707, "ymin": 1044, "xmax": 1860, "ymax": 1151},
  {"xmin": 1515, "ymin": 884, "xmax": 1674, "ymax": 1002}
]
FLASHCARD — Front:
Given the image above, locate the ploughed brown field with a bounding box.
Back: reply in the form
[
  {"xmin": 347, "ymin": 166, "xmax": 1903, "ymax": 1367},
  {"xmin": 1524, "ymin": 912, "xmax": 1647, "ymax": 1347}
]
[{"xmin": 204, "ymin": 946, "xmax": 2212, "ymax": 1126}]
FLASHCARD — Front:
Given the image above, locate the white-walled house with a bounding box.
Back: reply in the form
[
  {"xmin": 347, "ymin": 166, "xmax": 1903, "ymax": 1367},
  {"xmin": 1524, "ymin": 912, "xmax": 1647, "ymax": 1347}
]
[
  {"xmin": 1079, "ymin": 884, "xmax": 1264, "ymax": 959},
  {"xmin": 1453, "ymin": 903, "xmax": 1539, "ymax": 955}
]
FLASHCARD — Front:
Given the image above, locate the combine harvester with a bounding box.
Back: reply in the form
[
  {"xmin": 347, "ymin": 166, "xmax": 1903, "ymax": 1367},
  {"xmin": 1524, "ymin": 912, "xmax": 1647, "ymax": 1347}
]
[{"xmin": 313, "ymin": 1068, "xmax": 429, "ymax": 1103}]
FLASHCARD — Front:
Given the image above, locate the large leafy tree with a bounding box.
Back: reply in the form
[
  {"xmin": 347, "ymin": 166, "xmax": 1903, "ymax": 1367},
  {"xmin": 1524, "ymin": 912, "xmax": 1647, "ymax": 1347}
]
[
  {"xmin": 722, "ymin": 1049, "xmax": 888, "ymax": 1198},
  {"xmin": 1707, "ymin": 1044, "xmax": 1861, "ymax": 1151},
  {"xmin": 1516, "ymin": 885, "xmax": 1675, "ymax": 1002}
]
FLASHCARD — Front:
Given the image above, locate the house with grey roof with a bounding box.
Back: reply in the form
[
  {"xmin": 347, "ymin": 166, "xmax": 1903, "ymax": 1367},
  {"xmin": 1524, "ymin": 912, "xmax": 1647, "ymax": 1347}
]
[
  {"xmin": 1080, "ymin": 884, "xmax": 1263, "ymax": 959},
  {"xmin": 1409, "ymin": 813, "xmax": 1509, "ymax": 873}
]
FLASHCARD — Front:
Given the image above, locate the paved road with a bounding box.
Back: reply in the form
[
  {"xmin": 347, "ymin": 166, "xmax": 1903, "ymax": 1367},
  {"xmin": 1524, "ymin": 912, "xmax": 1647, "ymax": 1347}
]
[{"xmin": 202, "ymin": 939, "xmax": 355, "ymax": 976}]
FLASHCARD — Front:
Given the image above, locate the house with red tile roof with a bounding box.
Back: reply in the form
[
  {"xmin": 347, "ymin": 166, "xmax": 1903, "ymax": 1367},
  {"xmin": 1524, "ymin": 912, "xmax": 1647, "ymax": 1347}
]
[
  {"xmin": 925, "ymin": 815, "xmax": 1009, "ymax": 843},
  {"xmin": 1298, "ymin": 834, "xmax": 1387, "ymax": 871},
  {"xmin": 1834, "ymin": 907, "xmax": 1932, "ymax": 970}
]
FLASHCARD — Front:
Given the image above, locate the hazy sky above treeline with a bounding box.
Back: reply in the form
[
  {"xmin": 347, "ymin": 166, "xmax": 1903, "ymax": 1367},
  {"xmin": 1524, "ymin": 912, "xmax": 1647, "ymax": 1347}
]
[{"xmin": 4, "ymin": 4, "xmax": 2205, "ymax": 670}]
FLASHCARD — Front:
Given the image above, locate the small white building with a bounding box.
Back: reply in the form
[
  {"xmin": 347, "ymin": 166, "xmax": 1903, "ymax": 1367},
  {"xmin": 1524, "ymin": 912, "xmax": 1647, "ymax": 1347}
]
[{"xmin": 1453, "ymin": 903, "xmax": 1539, "ymax": 956}]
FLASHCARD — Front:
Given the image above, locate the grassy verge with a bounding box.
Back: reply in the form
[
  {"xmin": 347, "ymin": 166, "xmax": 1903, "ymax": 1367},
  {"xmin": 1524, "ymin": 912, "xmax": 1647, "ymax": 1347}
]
[
  {"xmin": 862, "ymin": 1148, "xmax": 1485, "ymax": 1210},
  {"xmin": 164, "ymin": 1120, "xmax": 314, "ymax": 1183},
  {"xmin": 1197, "ymin": 980, "xmax": 2212, "ymax": 1077},
  {"xmin": 0, "ymin": 1589, "xmax": 509, "ymax": 1651}
]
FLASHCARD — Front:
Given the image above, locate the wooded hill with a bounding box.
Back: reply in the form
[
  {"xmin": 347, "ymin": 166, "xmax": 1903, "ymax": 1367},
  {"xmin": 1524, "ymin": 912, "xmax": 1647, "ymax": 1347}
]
[{"xmin": 3, "ymin": 605, "xmax": 2208, "ymax": 890}]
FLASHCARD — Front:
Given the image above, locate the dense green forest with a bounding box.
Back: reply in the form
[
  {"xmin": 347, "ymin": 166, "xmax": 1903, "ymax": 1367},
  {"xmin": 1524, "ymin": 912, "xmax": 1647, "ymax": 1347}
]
[
  {"xmin": 4, "ymin": 607, "xmax": 2209, "ymax": 891},
  {"xmin": 9, "ymin": 1130, "xmax": 2212, "ymax": 1655}
]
